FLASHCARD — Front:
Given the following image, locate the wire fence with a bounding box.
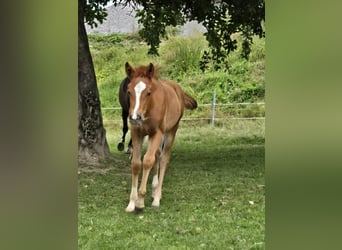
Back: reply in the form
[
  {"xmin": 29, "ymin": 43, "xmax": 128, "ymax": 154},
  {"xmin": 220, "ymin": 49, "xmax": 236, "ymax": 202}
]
[
  {"xmin": 102, "ymin": 89, "xmax": 264, "ymax": 126},
  {"xmin": 102, "ymin": 102, "xmax": 265, "ymax": 126}
]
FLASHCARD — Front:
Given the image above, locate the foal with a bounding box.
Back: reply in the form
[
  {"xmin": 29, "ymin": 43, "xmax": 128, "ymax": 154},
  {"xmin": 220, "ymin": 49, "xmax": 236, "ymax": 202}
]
[{"xmin": 124, "ymin": 62, "xmax": 197, "ymax": 212}]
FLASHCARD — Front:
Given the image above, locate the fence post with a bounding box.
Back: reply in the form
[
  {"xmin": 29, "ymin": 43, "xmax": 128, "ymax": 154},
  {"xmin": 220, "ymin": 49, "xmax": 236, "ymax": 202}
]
[{"xmin": 211, "ymin": 89, "xmax": 216, "ymax": 127}]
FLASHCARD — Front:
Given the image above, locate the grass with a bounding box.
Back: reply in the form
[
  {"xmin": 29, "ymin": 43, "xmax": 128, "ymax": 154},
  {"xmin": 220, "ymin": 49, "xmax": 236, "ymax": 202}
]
[
  {"xmin": 78, "ymin": 120, "xmax": 265, "ymax": 249},
  {"xmin": 80, "ymin": 31, "xmax": 265, "ymax": 249}
]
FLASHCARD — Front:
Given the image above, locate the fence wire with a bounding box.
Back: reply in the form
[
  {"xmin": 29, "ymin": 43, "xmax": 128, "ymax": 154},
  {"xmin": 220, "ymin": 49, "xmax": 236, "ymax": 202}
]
[{"xmin": 102, "ymin": 102, "xmax": 265, "ymax": 124}]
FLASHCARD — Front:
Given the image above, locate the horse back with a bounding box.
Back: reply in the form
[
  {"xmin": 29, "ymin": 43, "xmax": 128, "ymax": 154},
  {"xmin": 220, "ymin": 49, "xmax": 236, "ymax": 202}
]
[
  {"xmin": 152, "ymin": 81, "xmax": 184, "ymax": 130},
  {"xmin": 162, "ymin": 80, "xmax": 197, "ymax": 109}
]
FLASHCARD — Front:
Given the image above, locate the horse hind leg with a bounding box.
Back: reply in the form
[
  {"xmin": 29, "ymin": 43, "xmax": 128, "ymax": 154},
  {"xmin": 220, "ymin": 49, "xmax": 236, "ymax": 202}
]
[
  {"xmin": 151, "ymin": 145, "xmax": 162, "ymax": 199},
  {"xmin": 117, "ymin": 110, "xmax": 129, "ymax": 151},
  {"xmin": 152, "ymin": 131, "xmax": 176, "ymax": 208}
]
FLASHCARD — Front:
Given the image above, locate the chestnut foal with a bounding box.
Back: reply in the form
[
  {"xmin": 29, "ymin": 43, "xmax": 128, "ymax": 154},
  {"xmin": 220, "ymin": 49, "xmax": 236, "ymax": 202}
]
[{"xmin": 124, "ymin": 62, "xmax": 197, "ymax": 212}]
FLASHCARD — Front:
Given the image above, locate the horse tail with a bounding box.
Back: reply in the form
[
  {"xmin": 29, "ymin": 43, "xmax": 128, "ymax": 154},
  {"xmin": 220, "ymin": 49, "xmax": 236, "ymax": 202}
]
[
  {"xmin": 166, "ymin": 80, "xmax": 197, "ymax": 110},
  {"xmin": 183, "ymin": 92, "xmax": 198, "ymax": 110}
]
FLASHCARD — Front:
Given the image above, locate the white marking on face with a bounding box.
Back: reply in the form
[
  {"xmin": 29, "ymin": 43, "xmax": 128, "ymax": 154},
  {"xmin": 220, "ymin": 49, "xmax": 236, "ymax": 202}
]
[{"xmin": 132, "ymin": 81, "xmax": 146, "ymax": 119}]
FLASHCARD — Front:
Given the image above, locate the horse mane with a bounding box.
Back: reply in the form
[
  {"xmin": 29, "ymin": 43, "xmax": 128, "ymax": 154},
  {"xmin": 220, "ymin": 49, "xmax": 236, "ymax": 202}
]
[{"xmin": 132, "ymin": 65, "xmax": 160, "ymax": 79}]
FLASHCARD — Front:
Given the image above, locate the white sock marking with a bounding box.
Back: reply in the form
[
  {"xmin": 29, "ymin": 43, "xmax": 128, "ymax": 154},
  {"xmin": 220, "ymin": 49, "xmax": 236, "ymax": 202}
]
[
  {"xmin": 152, "ymin": 175, "xmax": 159, "ymax": 188},
  {"xmin": 126, "ymin": 186, "xmax": 138, "ymax": 212}
]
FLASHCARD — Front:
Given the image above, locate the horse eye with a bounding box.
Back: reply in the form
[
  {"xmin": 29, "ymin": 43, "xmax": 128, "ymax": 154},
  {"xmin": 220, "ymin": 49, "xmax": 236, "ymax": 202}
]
[
  {"xmin": 147, "ymin": 92, "xmax": 151, "ymax": 96},
  {"xmin": 127, "ymin": 91, "xmax": 131, "ymax": 96}
]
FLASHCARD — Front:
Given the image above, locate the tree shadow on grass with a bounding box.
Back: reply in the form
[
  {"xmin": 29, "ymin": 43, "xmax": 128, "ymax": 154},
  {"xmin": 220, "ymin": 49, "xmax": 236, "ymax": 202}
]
[{"xmin": 171, "ymin": 135, "xmax": 265, "ymax": 170}]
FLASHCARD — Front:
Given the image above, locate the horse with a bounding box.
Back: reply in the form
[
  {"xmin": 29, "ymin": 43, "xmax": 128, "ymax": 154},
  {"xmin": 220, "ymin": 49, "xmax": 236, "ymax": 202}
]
[
  {"xmin": 124, "ymin": 62, "xmax": 197, "ymax": 212},
  {"xmin": 117, "ymin": 77, "xmax": 133, "ymax": 153}
]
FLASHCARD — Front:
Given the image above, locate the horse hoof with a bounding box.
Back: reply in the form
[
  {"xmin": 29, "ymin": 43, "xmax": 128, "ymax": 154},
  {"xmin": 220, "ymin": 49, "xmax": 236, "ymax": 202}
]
[
  {"xmin": 125, "ymin": 205, "xmax": 135, "ymax": 213},
  {"xmin": 125, "ymin": 146, "xmax": 132, "ymax": 154},
  {"xmin": 134, "ymin": 207, "xmax": 144, "ymax": 213},
  {"xmin": 152, "ymin": 200, "xmax": 160, "ymax": 208},
  {"xmin": 117, "ymin": 142, "xmax": 124, "ymax": 151}
]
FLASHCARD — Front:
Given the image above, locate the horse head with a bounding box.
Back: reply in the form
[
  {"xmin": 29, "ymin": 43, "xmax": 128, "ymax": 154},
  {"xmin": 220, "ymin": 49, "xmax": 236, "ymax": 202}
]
[{"xmin": 125, "ymin": 62, "xmax": 158, "ymax": 126}]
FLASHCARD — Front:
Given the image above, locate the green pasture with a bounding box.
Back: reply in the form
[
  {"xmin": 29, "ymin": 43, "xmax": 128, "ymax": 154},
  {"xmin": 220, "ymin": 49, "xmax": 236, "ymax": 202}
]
[
  {"xmin": 78, "ymin": 120, "xmax": 265, "ymax": 249},
  {"xmin": 79, "ymin": 31, "xmax": 265, "ymax": 249}
]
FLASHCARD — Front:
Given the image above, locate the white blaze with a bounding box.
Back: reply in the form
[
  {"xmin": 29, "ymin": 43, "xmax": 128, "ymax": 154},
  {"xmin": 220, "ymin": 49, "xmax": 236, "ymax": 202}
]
[{"xmin": 132, "ymin": 81, "xmax": 146, "ymax": 119}]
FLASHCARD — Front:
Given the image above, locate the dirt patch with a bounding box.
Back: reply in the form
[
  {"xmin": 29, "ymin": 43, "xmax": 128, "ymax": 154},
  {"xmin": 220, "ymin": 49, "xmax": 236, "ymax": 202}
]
[{"xmin": 78, "ymin": 157, "xmax": 128, "ymax": 174}]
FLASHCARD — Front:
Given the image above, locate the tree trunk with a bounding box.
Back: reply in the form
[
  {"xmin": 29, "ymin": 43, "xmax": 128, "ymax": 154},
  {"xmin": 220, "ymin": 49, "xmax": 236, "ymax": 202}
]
[{"xmin": 78, "ymin": 0, "xmax": 111, "ymax": 163}]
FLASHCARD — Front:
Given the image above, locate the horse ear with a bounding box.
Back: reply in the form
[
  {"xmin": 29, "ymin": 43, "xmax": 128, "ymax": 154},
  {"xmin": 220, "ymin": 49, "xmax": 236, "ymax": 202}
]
[
  {"xmin": 125, "ymin": 62, "xmax": 134, "ymax": 78},
  {"xmin": 148, "ymin": 63, "xmax": 154, "ymax": 78}
]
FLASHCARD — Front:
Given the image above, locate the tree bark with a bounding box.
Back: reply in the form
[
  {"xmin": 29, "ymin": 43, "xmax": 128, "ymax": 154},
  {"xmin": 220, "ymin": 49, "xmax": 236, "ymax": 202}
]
[{"xmin": 78, "ymin": 0, "xmax": 111, "ymax": 163}]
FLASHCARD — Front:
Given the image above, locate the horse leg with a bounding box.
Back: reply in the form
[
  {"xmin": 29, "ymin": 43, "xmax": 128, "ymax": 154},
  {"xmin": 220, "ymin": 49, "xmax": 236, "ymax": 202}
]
[
  {"xmin": 123, "ymin": 110, "xmax": 133, "ymax": 155},
  {"xmin": 117, "ymin": 109, "xmax": 129, "ymax": 151},
  {"xmin": 126, "ymin": 138, "xmax": 133, "ymax": 154},
  {"xmin": 152, "ymin": 130, "xmax": 177, "ymax": 208},
  {"xmin": 125, "ymin": 132, "xmax": 143, "ymax": 212},
  {"xmin": 135, "ymin": 131, "xmax": 163, "ymax": 210},
  {"xmin": 151, "ymin": 146, "xmax": 162, "ymax": 198}
]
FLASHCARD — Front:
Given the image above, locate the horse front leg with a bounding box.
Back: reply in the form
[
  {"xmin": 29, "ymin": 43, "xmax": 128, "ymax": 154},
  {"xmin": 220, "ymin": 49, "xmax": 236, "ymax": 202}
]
[
  {"xmin": 125, "ymin": 133, "xmax": 143, "ymax": 212},
  {"xmin": 127, "ymin": 138, "xmax": 133, "ymax": 155},
  {"xmin": 135, "ymin": 131, "xmax": 163, "ymax": 210},
  {"xmin": 151, "ymin": 147, "xmax": 161, "ymax": 199}
]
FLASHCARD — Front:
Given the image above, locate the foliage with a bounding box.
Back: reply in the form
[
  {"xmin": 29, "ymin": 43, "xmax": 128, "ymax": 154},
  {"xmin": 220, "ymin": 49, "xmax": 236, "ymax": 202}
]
[
  {"xmin": 89, "ymin": 33, "xmax": 265, "ymax": 113},
  {"xmin": 83, "ymin": 0, "xmax": 265, "ymax": 67},
  {"xmin": 79, "ymin": 122, "xmax": 265, "ymax": 249},
  {"xmin": 159, "ymin": 34, "xmax": 208, "ymax": 78},
  {"xmin": 83, "ymin": 0, "xmax": 110, "ymax": 28},
  {"xmin": 136, "ymin": 2, "xmax": 185, "ymax": 55},
  {"xmin": 134, "ymin": 0, "xmax": 265, "ymax": 68},
  {"xmin": 88, "ymin": 33, "xmax": 123, "ymax": 48}
]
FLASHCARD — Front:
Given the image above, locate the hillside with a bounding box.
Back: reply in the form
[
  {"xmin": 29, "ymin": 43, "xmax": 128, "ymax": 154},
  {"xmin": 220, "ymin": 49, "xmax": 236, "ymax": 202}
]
[{"xmin": 88, "ymin": 32, "xmax": 265, "ymax": 122}]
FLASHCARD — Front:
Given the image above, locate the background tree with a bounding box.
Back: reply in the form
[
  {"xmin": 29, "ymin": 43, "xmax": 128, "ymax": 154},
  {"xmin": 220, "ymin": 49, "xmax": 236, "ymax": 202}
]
[
  {"xmin": 136, "ymin": 0, "xmax": 264, "ymax": 68},
  {"xmin": 78, "ymin": 0, "xmax": 111, "ymax": 162},
  {"xmin": 78, "ymin": 0, "xmax": 264, "ymax": 162}
]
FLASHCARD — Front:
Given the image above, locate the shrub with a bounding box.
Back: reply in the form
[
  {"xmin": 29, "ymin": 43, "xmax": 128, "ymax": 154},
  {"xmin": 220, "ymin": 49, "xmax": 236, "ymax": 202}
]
[{"xmin": 159, "ymin": 34, "xmax": 208, "ymax": 78}]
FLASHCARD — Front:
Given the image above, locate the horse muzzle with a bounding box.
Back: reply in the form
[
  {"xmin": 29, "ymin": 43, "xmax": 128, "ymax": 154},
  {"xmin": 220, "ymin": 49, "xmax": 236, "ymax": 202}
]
[{"xmin": 129, "ymin": 115, "xmax": 143, "ymax": 126}]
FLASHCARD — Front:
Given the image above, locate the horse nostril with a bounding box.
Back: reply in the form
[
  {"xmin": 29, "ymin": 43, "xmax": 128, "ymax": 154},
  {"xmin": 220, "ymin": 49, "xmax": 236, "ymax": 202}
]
[{"xmin": 129, "ymin": 114, "xmax": 142, "ymax": 121}]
